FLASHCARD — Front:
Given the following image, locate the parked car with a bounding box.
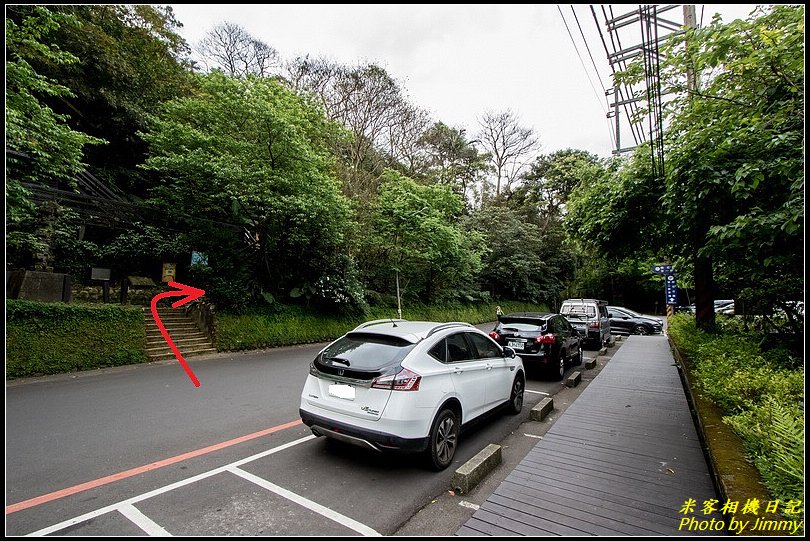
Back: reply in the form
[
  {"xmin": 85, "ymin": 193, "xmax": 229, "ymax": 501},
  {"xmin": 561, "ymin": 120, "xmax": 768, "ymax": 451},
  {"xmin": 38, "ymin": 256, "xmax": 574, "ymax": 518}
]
[
  {"xmin": 607, "ymin": 306, "xmax": 664, "ymax": 335},
  {"xmin": 299, "ymin": 319, "xmax": 525, "ymax": 470},
  {"xmin": 489, "ymin": 312, "xmax": 582, "ymax": 380},
  {"xmin": 559, "ymin": 298, "xmax": 611, "ymax": 348},
  {"xmin": 678, "ymin": 299, "xmax": 735, "ymax": 315}
]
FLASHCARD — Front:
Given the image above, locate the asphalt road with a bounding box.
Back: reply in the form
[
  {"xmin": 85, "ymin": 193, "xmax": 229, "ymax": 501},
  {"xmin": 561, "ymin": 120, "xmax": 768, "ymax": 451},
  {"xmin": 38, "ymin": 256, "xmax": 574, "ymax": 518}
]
[{"xmin": 5, "ymin": 323, "xmax": 593, "ymax": 536}]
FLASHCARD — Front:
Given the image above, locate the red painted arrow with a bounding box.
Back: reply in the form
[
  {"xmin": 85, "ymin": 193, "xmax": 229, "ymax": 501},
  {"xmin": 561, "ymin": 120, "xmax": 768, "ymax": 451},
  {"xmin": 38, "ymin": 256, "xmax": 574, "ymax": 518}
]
[{"xmin": 150, "ymin": 281, "xmax": 206, "ymax": 387}]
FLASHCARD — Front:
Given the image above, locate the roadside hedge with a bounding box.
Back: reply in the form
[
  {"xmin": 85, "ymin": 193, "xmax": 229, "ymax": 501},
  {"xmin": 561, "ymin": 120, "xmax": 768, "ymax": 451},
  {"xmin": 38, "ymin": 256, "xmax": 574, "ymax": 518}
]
[
  {"xmin": 217, "ymin": 301, "xmax": 548, "ymax": 351},
  {"xmin": 668, "ymin": 314, "xmax": 804, "ymax": 506},
  {"xmin": 6, "ymin": 300, "xmax": 147, "ymax": 378}
]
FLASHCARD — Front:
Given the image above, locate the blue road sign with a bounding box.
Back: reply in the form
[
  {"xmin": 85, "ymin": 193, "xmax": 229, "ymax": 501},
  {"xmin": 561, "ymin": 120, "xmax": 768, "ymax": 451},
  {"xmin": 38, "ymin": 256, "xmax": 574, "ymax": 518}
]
[
  {"xmin": 665, "ymin": 274, "xmax": 678, "ymax": 305},
  {"xmin": 652, "ymin": 264, "xmax": 674, "ymax": 275}
]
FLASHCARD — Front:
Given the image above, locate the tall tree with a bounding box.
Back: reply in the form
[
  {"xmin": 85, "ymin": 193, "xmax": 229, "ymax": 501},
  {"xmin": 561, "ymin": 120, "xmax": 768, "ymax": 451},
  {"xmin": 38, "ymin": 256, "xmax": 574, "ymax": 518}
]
[
  {"xmin": 513, "ymin": 149, "xmax": 603, "ymax": 230},
  {"xmin": 194, "ymin": 21, "xmax": 280, "ymax": 78},
  {"xmin": 6, "ymin": 6, "xmax": 104, "ymax": 270},
  {"xmin": 359, "ymin": 170, "xmax": 483, "ymax": 304},
  {"xmin": 415, "ymin": 122, "xmax": 490, "ymax": 208},
  {"xmin": 141, "ymin": 72, "xmax": 361, "ymax": 310},
  {"xmin": 476, "ymin": 110, "xmax": 538, "ymax": 198},
  {"xmin": 7, "ymin": 5, "xmax": 194, "ymax": 195},
  {"xmin": 570, "ymin": 6, "xmax": 804, "ymax": 327}
]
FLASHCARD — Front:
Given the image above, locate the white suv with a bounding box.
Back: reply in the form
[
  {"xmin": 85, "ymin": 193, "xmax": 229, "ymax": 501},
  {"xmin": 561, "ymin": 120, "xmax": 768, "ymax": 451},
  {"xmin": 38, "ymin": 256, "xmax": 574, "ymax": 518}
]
[{"xmin": 299, "ymin": 320, "xmax": 525, "ymax": 470}]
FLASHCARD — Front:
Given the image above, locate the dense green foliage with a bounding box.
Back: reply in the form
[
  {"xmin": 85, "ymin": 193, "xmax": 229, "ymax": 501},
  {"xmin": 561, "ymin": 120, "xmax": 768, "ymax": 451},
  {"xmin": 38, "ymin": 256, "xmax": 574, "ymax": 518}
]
[
  {"xmin": 359, "ymin": 170, "xmax": 482, "ymax": 304},
  {"xmin": 568, "ymin": 5, "xmax": 804, "ymax": 326},
  {"xmin": 141, "ymin": 72, "xmax": 360, "ymax": 310},
  {"xmin": 217, "ymin": 301, "xmax": 547, "ymax": 351},
  {"xmin": 6, "ymin": 300, "xmax": 147, "ymax": 378},
  {"xmin": 668, "ymin": 314, "xmax": 803, "ymax": 505}
]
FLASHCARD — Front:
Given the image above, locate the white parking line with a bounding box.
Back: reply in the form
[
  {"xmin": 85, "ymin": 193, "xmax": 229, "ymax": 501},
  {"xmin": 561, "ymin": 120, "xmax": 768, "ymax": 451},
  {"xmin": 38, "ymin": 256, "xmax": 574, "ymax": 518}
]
[
  {"xmin": 525, "ymin": 389, "xmax": 549, "ymax": 395},
  {"xmin": 27, "ymin": 435, "xmax": 316, "ymax": 536},
  {"xmin": 118, "ymin": 503, "xmax": 172, "ymax": 536},
  {"xmin": 228, "ymin": 466, "xmax": 381, "ymax": 536}
]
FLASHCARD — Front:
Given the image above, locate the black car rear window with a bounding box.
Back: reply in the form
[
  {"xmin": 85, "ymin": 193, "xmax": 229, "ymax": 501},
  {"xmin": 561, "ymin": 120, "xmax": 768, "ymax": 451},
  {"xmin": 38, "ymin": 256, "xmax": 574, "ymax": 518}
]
[
  {"xmin": 320, "ymin": 332, "xmax": 415, "ymax": 371},
  {"xmin": 497, "ymin": 318, "xmax": 548, "ymax": 332}
]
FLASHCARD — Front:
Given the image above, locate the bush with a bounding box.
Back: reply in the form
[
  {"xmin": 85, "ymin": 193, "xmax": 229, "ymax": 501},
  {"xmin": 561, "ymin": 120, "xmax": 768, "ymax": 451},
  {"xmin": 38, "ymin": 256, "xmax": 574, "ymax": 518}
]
[
  {"xmin": 217, "ymin": 300, "xmax": 547, "ymax": 351},
  {"xmin": 6, "ymin": 300, "xmax": 146, "ymax": 378},
  {"xmin": 668, "ymin": 314, "xmax": 804, "ymax": 508}
]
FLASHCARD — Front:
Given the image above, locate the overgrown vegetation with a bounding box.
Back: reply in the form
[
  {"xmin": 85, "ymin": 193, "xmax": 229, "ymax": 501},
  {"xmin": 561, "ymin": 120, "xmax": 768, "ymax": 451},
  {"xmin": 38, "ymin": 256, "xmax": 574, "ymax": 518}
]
[
  {"xmin": 6, "ymin": 300, "xmax": 147, "ymax": 378},
  {"xmin": 668, "ymin": 314, "xmax": 804, "ymax": 506},
  {"xmin": 217, "ymin": 301, "xmax": 545, "ymax": 351}
]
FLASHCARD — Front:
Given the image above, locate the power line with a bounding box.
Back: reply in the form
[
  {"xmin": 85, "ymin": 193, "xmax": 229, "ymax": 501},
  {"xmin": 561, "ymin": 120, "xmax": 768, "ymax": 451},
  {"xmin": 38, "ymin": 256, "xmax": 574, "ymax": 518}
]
[
  {"xmin": 570, "ymin": 5, "xmax": 607, "ymax": 95},
  {"xmin": 557, "ymin": 5, "xmax": 615, "ymax": 149}
]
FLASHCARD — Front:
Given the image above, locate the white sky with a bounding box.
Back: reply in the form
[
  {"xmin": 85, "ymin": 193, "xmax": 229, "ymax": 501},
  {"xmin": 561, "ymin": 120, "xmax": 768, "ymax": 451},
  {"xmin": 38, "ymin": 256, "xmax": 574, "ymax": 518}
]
[{"xmin": 168, "ymin": 4, "xmax": 761, "ymax": 160}]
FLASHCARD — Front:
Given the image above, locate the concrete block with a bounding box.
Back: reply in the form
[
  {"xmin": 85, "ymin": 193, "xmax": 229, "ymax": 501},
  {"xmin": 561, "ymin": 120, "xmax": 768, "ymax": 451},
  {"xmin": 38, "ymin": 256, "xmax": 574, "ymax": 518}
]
[
  {"xmin": 584, "ymin": 358, "xmax": 597, "ymax": 369},
  {"xmin": 530, "ymin": 397, "xmax": 554, "ymax": 421},
  {"xmin": 451, "ymin": 443, "xmax": 501, "ymax": 494},
  {"xmin": 566, "ymin": 371, "xmax": 582, "ymax": 387}
]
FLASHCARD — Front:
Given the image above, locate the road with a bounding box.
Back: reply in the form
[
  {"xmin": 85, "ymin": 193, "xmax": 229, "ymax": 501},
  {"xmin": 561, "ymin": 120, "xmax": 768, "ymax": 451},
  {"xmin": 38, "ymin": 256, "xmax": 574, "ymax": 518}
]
[{"xmin": 5, "ymin": 323, "xmax": 593, "ymax": 536}]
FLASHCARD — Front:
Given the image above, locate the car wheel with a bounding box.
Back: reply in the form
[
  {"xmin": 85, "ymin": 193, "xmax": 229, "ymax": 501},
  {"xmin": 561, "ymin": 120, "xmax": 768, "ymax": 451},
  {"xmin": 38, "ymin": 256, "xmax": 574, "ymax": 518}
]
[
  {"xmin": 633, "ymin": 324, "xmax": 650, "ymax": 336},
  {"xmin": 427, "ymin": 408, "xmax": 459, "ymax": 471},
  {"xmin": 507, "ymin": 374, "xmax": 524, "ymax": 414}
]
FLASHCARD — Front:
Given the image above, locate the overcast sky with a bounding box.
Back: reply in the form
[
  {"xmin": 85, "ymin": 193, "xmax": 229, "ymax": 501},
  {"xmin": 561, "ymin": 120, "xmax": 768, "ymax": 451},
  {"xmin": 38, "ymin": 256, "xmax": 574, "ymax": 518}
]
[{"xmin": 168, "ymin": 4, "xmax": 761, "ymax": 159}]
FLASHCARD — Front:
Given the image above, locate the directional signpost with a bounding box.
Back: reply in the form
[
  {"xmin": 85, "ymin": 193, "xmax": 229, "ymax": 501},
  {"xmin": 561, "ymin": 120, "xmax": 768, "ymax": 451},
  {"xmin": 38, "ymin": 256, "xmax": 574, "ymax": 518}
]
[{"xmin": 652, "ymin": 264, "xmax": 677, "ymax": 317}]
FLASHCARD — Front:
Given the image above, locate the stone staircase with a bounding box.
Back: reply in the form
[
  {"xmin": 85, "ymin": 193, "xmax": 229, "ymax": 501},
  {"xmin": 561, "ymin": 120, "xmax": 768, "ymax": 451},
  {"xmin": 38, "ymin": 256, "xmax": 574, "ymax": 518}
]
[{"xmin": 144, "ymin": 307, "xmax": 217, "ymax": 361}]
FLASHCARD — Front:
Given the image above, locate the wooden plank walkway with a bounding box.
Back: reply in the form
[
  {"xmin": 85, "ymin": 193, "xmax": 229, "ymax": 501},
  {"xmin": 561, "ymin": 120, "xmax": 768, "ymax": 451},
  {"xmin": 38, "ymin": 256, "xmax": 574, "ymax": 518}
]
[{"xmin": 459, "ymin": 335, "xmax": 724, "ymax": 536}]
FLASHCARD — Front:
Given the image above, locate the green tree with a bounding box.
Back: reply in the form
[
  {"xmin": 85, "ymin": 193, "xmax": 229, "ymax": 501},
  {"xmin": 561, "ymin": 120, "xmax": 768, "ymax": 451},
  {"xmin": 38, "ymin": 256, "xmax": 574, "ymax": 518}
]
[
  {"xmin": 6, "ymin": 7, "xmax": 104, "ymax": 270},
  {"xmin": 661, "ymin": 5, "xmax": 804, "ymax": 327},
  {"xmin": 141, "ymin": 72, "xmax": 360, "ymax": 310},
  {"xmin": 8, "ymin": 5, "xmax": 194, "ymax": 195},
  {"xmin": 464, "ymin": 206, "xmax": 574, "ymax": 305},
  {"xmin": 360, "ymin": 170, "xmax": 483, "ymax": 306},
  {"xmin": 414, "ymin": 122, "xmax": 490, "ymax": 209}
]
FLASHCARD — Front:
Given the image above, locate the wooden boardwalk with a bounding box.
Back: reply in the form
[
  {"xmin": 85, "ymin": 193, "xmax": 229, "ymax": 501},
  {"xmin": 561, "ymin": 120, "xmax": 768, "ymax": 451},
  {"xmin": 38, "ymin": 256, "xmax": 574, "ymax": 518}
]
[{"xmin": 459, "ymin": 335, "xmax": 723, "ymax": 536}]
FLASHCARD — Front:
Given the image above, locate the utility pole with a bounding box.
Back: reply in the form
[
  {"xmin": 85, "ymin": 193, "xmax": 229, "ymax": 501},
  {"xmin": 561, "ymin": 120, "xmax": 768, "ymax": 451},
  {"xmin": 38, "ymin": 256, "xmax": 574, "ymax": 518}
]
[{"xmin": 683, "ymin": 4, "xmax": 715, "ymax": 331}]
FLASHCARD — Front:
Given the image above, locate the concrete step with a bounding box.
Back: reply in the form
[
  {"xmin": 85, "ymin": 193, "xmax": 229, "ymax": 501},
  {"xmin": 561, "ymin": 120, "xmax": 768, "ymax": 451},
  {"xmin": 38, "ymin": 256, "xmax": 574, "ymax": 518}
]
[
  {"xmin": 147, "ymin": 347, "xmax": 218, "ymax": 361},
  {"xmin": 145, "ymin": 337, "xmax": 212, "ymax": 350},
  {"xmin": 146, "ymin": 324, "xmax": 202, "ymax": 333}
]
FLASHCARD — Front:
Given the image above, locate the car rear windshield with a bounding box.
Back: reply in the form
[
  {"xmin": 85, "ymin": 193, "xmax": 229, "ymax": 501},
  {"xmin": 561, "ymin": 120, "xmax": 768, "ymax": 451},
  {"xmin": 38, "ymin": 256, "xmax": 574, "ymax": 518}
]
[
  {"xmin": 319, "ymin": 332, "xmax": 415, "ymax": 371},
  {"xmin": 561, "ymin": 305, "xmax": 596, "ymax": 318},
  {"xmin": 497, "ymin": 318, "xmax": 548, "ymax": 332}
]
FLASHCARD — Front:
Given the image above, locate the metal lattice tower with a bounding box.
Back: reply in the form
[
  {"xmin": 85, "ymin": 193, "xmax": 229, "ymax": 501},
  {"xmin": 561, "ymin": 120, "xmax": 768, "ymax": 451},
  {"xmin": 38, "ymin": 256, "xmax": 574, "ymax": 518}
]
[{"xmin": 596, "ymin": 4, "xmax": 689, "ymax": 180}]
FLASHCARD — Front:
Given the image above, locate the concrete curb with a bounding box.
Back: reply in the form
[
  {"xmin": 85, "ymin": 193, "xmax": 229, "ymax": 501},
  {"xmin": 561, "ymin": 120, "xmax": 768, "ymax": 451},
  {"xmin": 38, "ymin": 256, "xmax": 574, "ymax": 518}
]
[
  {"xmin": 583, "ymin": 358, "xmax": 597, "ymax": 369},
  {"xmin": 565, "ymin": 371, "xmax": 582, "ymax": 387},
  {"xmin": 451, "ymin": 443, "xmax": 502, "ymax": 494},
  {"xmin": 530, "ymin": 397, "xmax": 554, "ymax": 421}
]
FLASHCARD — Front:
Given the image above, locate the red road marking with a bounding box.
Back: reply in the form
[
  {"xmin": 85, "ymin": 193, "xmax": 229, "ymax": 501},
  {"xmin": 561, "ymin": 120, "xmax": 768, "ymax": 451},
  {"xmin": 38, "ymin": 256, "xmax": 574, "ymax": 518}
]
[{"xmin": 6, "ymin": 419, "xmax": 303, "ymax": 515}]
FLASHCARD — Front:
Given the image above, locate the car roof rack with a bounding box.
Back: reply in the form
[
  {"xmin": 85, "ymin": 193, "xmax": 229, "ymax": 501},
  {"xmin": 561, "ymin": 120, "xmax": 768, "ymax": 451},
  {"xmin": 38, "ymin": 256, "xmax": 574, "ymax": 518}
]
[
  {"xmin": 351, "ymin": 319, "xmax": 407, "ymax": 331},
  {"xmin": 425, "ymin": 322, "xmax": 474, "ymax": 338}
]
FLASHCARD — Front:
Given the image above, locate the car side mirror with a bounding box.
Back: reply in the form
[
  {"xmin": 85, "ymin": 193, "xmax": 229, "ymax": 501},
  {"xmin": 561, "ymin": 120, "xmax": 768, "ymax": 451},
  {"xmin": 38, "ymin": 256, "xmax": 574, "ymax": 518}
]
[
  {"xmin": 608, "ymin": 313, "xmax": 614, "ymax": 317},
  {"xmin": 503, "ymin": 346, "xmax": 516, "ymax": 359}
]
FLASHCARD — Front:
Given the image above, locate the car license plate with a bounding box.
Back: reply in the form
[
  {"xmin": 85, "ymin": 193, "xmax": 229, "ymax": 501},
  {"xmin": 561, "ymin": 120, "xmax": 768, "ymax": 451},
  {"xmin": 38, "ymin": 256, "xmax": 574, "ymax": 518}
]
[
  {"xmin": 328, "ymin": 384, "xmax": 355, "ymax": 400},
  {"xmin": 507, "ymin": 340, "xmax": 524, "ymax": 350}
]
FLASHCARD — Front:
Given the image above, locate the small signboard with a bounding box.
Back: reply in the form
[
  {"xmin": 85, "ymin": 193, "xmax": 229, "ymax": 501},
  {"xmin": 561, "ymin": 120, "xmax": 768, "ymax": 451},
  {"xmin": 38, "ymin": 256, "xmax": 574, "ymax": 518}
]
[
  {"xmin": 161, "ymin": 262, "xmax": 176, "ymax": 283},
  {"xmin": 652, "ymin": 264, "xmax": 674, "ymax": 275},
  {"xmin": 191, "ymin": 251, "xmax": 208, "ymax": 266},
  {"xmin": 91, "ymin": 267, "xmax": 111, "ymax": 281}
]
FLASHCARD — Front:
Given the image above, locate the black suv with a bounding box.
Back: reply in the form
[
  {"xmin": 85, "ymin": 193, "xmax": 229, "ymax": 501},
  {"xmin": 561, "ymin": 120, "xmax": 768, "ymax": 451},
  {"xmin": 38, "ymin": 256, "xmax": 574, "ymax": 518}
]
[{"xmin": 489, "ymin": 312, "xmax": 582, "ymax": 380}]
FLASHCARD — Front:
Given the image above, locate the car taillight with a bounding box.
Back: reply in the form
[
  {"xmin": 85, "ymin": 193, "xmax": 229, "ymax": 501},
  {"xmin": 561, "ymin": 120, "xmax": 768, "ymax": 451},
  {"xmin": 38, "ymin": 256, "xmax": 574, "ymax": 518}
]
[
  {"xmin": 589, "ymin": 321, "xmax": 599, "ymax": 328},
  {"xmin": 535, "ymin": 334, "xmax": 556, "ymax": 344},
  {"xmin": 489, "ymin": 331, "xmax": 501, "ymax": 341},
  {"xmin": 371, "ymin": 367, "xmax": 421, "ymax": 391}
]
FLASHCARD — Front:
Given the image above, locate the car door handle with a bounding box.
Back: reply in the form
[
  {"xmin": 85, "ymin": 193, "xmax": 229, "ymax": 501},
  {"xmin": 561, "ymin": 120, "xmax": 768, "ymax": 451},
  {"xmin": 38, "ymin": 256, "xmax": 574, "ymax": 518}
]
[
  {"xmin": 486, "ymin": 363, "xmax": 492, "ymax": 370},
  {"xmin": 453, "ymin": 367, "xmax": 463, "ymax": 374}
]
